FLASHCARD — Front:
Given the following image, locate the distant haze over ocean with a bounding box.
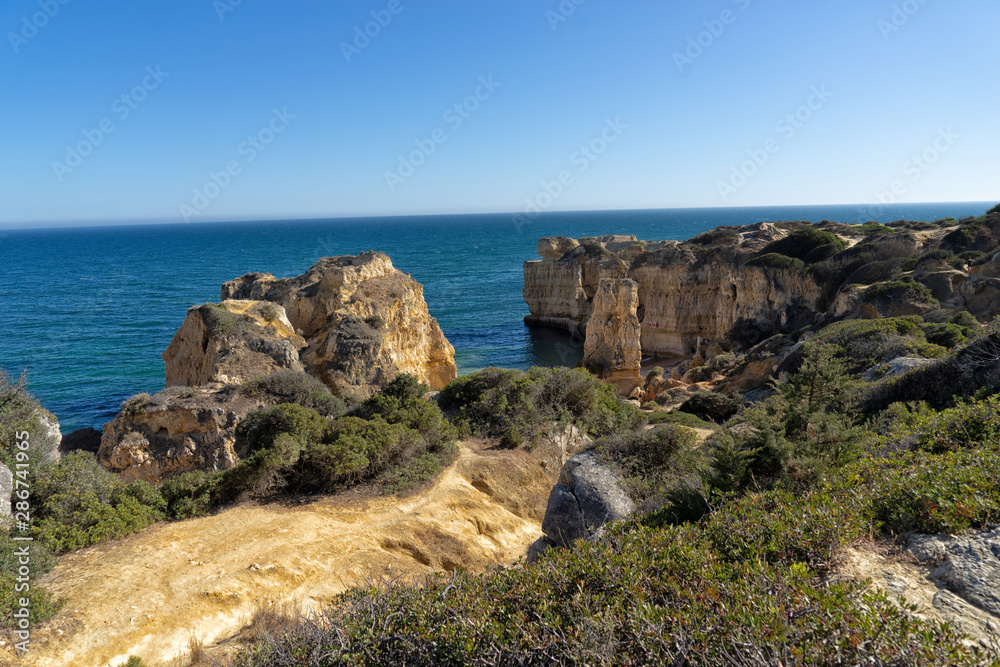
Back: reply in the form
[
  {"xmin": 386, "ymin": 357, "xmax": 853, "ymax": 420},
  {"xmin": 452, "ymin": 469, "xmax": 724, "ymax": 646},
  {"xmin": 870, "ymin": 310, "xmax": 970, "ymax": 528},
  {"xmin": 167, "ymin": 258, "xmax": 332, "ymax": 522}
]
[{"xmin": 1, "ymin": 202, "xmax": 994, "ymax": 432}]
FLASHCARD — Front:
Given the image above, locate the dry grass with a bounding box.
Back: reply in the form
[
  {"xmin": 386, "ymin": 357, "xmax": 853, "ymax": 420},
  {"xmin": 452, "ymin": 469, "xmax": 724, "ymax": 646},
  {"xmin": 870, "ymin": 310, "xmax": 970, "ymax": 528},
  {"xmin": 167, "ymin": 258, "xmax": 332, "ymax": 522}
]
[{"xmin": 248, "ymin": 599, "xmax": 303, "ymax": 640}]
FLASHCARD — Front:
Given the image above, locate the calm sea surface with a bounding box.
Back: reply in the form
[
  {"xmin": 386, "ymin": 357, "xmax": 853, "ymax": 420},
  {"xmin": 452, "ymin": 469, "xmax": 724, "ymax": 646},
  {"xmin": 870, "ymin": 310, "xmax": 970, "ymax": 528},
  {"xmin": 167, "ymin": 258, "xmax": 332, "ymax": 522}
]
[{"xmin": 0, "ymin": 203, "xmax": 993, "ymax": 432}]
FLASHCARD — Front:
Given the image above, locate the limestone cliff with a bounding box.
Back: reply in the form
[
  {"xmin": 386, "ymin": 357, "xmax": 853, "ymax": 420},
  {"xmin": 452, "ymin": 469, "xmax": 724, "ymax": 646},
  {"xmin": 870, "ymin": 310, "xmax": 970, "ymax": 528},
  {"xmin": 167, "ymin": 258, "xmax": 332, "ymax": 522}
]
[
  {"xmin": 222, "ymin": 252, "xmax": 457, "ymax": 395},
  {"xmin": 582, "ymin": 278, "xmax": 643, "ymax": 396},
  {"xmin": 525, "ymin": 226, "xmax": 824, "ymax": 357},
  {"xmin": 163, "ymin": 300, "xmax": 306, "ymax": 388}
]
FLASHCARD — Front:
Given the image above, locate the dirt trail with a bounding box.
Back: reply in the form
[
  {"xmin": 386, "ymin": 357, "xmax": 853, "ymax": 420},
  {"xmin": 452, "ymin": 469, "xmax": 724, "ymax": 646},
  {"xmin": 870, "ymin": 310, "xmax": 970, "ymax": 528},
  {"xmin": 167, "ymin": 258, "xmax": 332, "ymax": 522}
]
[{"xmin": 7, "ymin": 443, "xmax": 554, "ymax": 667}]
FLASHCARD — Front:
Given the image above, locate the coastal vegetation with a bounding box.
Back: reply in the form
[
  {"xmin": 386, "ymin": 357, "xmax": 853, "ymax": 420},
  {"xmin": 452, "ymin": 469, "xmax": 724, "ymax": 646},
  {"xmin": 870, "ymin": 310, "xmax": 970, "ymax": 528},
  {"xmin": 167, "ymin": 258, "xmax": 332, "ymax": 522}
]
[{"xmin": 5, "ymin": 206, "xmax": 1000, "ymax": 664}]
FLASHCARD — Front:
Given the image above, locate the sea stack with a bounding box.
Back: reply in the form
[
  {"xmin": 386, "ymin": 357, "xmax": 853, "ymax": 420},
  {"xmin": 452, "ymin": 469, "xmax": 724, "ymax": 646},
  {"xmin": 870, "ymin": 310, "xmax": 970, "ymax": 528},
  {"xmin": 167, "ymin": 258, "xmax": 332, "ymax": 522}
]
[{"xmin": 583, "ymin": 278, "xmax": 643, "ymax": 396}]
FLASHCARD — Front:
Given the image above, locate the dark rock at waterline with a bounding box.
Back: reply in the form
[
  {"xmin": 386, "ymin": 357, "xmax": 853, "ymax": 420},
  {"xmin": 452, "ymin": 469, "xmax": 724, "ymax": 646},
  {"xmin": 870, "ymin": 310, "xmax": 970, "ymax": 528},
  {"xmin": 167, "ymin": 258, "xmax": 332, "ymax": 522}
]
[{"xmin": 60, "ymin": 427, "xmax": 103, "ymax": 455}]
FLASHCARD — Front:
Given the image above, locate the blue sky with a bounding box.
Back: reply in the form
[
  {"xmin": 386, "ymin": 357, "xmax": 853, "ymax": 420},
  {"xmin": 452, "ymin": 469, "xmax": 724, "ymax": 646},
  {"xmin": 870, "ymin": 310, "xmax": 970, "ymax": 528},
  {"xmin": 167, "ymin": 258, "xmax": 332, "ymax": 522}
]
[{"xmin": 0, "ymin": 0, "xmax": 997, "ymax": 227}]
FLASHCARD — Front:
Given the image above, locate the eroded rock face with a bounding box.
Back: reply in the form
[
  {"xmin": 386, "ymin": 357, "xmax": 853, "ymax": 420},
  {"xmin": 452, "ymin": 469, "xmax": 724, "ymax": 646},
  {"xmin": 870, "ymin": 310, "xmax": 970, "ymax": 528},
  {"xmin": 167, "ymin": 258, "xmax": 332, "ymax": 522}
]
[
  {"xmin": 524, "ymin": 226, "xmax": 824, "ymax": 358},
  {"xmin": 222, "ymin": 252, "xmax": 457, "ymax": 395},
  {"xmin": 98, "ymin": 387, "xmax": 262, "ymax": 483},
  {"xmin": 583, "ymin": 278, "xmax": 643, "ymax": 396},
  {"xmin": 539, "ymin": 451, "xmax": 635, "ymax": 549},
  {"xmin": 163, "ymin": 300, "xmax": 306, "ymax": 388}
]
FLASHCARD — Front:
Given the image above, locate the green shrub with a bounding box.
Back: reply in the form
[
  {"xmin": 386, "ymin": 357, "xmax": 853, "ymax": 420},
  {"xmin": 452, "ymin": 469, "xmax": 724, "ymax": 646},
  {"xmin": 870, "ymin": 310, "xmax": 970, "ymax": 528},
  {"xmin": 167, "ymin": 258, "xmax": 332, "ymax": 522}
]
[
  {"xmin": 877, "ymin": 395, "xmax": 1000, "ymax": 454},
  {"xmin": 679, "ymin": 391, "xmax": 739, "ymax": 423},
  {"xmin": 816, "ymin": 317, "xmax": 930, "ymax": 372},
  {"xmin": 862, "ymin": 278, "xmax": 938, "ymax": 308},
  {"xmin": 592, "ymin": 425, "xmax": 703, "ymax": 511},
  {"xmin": 744, "ymin": 253, "xmax": 804, "ymax": 271},
  {"xmin": 160, "ymin": 470, "xmax": 219, "ymax": 519},
  {"xmin": 200, "ymin": 303, "xmax": 259, "ymax": 337},
  {"xmin": 848, "ymin": 450, "xmax": 1000, "ymax": 535},
  {"xmin": 844, "ymin": 258, "xmax": 906, "ymax": 285},
  {"xmin": 760, "ymin": 227, "xmax": 845, "ymax": 262},
  {"xmin": 988, "ymin": 203, "xmax": 1000, "ymax": 215},
  {"xmin": 260, "ymin": 304, "xmax": 278, "ymax": 322},
  {"xmin": 230, "ymin": 518, "xmax": 984, "ymax": 667},
  {"xmin": 240, "ymin": 371, "xmax": 346, "ymax": 416},
  {"xmin": 647, "ymin": 410, "xmax": 715, "ymax": 429},
  {"xmin": 380, "ymin": 373, "xmax": 429, "ymax": 402},
  {"xmin": 689, "ymin": 226, "xmax": 739, "ymax": 245},
  {"xmin": 858, "ymin": 331, "xmax": 1000, "ymax": 414},
  {"xmin": 920, "ymin": 322, "xmax": 966, "ymax": 349},
  {"xmin": 235, "ymin": 403, "xmax": 331, "ymax": 456},
  {"xmin": 439, "ymin": 367, "xmax": 643, "ymax": 447}
]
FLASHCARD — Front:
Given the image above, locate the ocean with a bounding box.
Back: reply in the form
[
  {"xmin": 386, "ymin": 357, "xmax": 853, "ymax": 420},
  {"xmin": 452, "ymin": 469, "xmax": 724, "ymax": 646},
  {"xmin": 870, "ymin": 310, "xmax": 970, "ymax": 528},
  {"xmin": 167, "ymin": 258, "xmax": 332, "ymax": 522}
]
[{"xmin": 0, "ymin": 202, "xmax": 994, "ymax": 433}]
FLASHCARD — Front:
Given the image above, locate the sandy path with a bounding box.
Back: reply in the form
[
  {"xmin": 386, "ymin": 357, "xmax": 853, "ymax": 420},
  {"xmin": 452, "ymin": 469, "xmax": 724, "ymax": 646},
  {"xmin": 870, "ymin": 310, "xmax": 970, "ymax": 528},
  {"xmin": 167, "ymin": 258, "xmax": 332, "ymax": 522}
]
[{"xmin": 5, "ymin": 443, "xmax": 553, "ymax": 667}]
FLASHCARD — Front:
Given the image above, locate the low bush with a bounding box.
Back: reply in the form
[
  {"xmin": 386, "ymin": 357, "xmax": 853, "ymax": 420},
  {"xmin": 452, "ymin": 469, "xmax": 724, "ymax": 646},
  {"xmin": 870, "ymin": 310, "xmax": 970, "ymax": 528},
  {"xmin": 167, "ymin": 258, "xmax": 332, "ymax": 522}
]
[
  {"xmin": 679, "ymin": 391, "xmax": 739, "ymax": 423},
  {"xmin": 859, "ymin": 331, "xmax": 1000, "ymax": 415},
  {"xmin": 592, "ymin": 425, "xmax": 703, "ymax": 512},
  {"xmin": 439, "ymin": 367, "xmax": 643, "ymax": 447},
  {"xmin": 240, "ymin": 370, "xmax": 346, "ymax": 416},
  {"xmin": 647, "ymin": 410, "xmax": 716, "ymax": 429},
  {"xmin": 921, "ymin": 322, "xmax": 966, "ymax": 349},
  {"xmin": 848, "ymin": 449, "xmax": 1000, "ymax": 536},
  {"xmin": 744, "ymin": 253, "xmax": 804, "ymax": 271},
  {"xmin": 235, "ymin": 403, "xmax": 331, "ymax": 457},
  {"xmin": 199, "ymin": 303, "xmax": 259, "ymax": 337},
  {"xmin": 862, "ymin": 278, "xmax": 938, "ymax": 309},
  {"xmin": 30, "ymin": 452, "xmax": 165, "ymax": 554},
  {"xmin": 231, "ymin": 515, "xmax": 987, "ymax": 666},
  {"xmin": 760, "ymin": 227, "xmax": 846, "ymax": 262}
]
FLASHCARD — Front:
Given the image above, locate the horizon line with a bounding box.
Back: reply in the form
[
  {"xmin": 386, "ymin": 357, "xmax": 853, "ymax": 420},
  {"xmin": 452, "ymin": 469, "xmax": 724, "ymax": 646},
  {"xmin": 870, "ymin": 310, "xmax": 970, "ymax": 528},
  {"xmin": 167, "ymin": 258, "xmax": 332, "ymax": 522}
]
[{"xmin": 1, "ymin": 200, "xmax": 996, "ymax": 233}]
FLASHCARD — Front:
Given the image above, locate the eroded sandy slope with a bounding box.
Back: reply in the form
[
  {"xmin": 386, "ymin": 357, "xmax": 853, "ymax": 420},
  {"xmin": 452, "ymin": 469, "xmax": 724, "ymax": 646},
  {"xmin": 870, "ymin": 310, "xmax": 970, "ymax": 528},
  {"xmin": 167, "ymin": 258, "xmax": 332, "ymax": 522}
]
[{"xmin": 7, "ymin": 442, "xmax": 554, "ymax": 667}]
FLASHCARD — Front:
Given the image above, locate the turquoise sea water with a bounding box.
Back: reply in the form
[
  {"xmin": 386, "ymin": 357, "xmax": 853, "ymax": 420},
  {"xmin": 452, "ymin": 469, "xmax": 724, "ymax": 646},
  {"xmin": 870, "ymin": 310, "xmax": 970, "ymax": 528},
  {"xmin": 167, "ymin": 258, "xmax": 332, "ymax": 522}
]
[{"xmin": 0, "ymin": 203, "xmax": 994, "ymax": 433}]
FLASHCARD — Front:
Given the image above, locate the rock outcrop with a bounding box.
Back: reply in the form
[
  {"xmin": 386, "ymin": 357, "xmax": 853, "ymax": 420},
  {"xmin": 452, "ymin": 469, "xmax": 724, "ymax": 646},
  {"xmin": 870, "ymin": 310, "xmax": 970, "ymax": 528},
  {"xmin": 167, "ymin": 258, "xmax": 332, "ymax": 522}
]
[
  {"xmin": 524, "ymin": 227, "xmax": 825, "ymax": 358},
  {"xmin": 0, "ymin": 463, "xmax": 12, "ymax": 519},
  {"xmin": 163, "ymin": 300, "xmax": 306, "ymax": 388},
  {"xmin": 99, "ymin": 386, "xmax": 262, "ymax": 483},
  {"xmin": 583, "ymin": 278, "xmax": 643, "ymax": 396},
  {"xmin": 99, "ymin": 252, "xmax": 457, "ymax": 484},
  {"xmin": 907, "ymin": 528, "xmax": 1000, "ymax": 621},
  {"xmin": 537, "ymin": 451, "xmax": 635, "ymax": 550},
  {"xmin": 221, "ymin": 252, "xmax": 457, "ymax": 395}
]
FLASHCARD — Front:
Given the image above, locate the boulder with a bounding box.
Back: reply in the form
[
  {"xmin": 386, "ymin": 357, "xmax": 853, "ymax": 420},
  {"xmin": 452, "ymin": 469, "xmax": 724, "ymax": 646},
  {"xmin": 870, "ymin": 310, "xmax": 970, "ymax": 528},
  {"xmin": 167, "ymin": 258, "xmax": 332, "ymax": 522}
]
[
  {"xmin": 540, "ymin": 451, "xmax": 635, "ymax": 548},
  {"xmin": 222, "ymin": 252, "xmax": 457, "ymax": 395},
  {"xmin": 163, "ymin": 300, "xmax": 306, "ymax": 388},
  {"xmin": 34, "ymin": 409, "xmax": 62, "ymax": 464},
  {"xmin": 98, "ymin": 386, "xmax": 263, "ymax": 483},
  {"xmin": 525, "ymin": 535, "xmax": 558, "ymax": 565},
  {"xmin": 0, "ymin": 463, "xmax": 12, "ymax": 519},
  {"xmin": 59, "ymin": 427, "xmax": 103, "ymax": 455},
  {"xmin": 907, "ymin": 527, "xmax": 1000, "ymax": 618}
]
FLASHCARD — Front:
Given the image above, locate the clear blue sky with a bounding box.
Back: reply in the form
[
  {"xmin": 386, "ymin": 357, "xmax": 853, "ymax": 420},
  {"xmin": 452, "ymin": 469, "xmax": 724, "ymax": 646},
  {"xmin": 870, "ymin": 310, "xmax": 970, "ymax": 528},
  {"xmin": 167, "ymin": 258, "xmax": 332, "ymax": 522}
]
[{"xmin": 1, "ymin": 0, "xmax": 997, "ymax": 228}]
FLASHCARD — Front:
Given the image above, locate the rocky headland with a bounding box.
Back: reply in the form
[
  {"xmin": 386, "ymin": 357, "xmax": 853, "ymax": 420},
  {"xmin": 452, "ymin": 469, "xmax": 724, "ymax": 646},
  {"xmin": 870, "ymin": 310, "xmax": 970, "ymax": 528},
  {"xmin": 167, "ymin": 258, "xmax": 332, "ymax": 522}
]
[
  {"xmin": 99, "ymin": 252, "xmax": 458, "ymax": 484},
  {"xmin": 524, "ymin": 217, "xmax": 1000, "ymax": 395}
]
